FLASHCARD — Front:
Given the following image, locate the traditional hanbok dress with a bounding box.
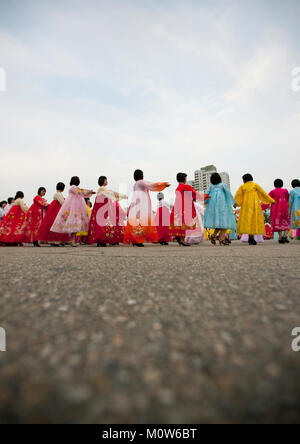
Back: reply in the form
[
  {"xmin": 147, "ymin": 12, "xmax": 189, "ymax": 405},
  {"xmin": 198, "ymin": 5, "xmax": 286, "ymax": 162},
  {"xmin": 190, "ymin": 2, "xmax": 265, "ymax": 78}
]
[
  {"xmin": 37, "ymin": 192, "xmax": 69, "ymax": 243},
  {"xmin": 204, "ymin": 183, "xmax": 236, "ymax": 231},
  {"xmin": 235, "ymin": 182, "xmax": 275, "ymax": 235},
  {"xmin": 289, "ymin": 186, "xmax": 300, "ymax": 230},
  {"xmin": 0, "ymin": 207, "xmax": 5, "ymax": 223},
  {"xmin": 169, "ymin": 184, "xmax": 202, "ymax": 239},
  {"xmin": 185, "ymin": 200, "xmax": 205, "ymax": 245},
  {"xmin": 241, "ymin": 234, "xmax": 264, "ymax": 244},
  {"xmin": 88, "ymin": 187, "xmax": 127, "ymax": 245},
  {"xmin": 155, "ymin": 200, "xmax": 171, "ymax": 243},
  {"xmin": 0, "ymin": 199, "xmax": 28, "ymax": 244},
  {"xmin": 51, "ymin": 186, "xmax": 93, "ymax": 234},
  {"xmin": 265, "ymin": 188, "xmax": 290, "ymax": 233},
  {"xmin": 264, "ymin": 223, "xmax": 273, "ymax": 240},
  {"xmin": 23, "ymin": 195, "xmax": 49, "ymax": 243},
  {"xmin": 124, "ymin": 180, "xmax": 168, "ymax": 244},
  {"xmin": 77, "ymin": 205, "xmax": 92, "ymax": 239}
]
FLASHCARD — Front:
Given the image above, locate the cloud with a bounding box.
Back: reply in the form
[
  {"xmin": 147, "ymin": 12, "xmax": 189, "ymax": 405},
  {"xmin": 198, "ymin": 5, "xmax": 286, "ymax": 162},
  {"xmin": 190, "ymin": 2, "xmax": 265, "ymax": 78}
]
[{"xmin": 0, "ymin": 0, "xmax": 299, "ymax": 207}]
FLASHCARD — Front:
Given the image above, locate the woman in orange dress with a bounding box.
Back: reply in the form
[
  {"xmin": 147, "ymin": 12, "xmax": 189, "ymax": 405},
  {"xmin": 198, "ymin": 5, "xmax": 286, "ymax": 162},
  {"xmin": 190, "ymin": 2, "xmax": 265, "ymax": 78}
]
[{"xmin": 124, "ymin": 170, "xmax": 170, "ymax": 247}]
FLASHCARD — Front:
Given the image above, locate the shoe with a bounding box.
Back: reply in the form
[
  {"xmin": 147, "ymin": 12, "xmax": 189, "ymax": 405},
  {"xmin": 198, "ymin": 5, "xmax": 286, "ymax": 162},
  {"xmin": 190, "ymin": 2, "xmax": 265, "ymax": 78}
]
[
  {"xmin": 248, "ymin": 237, "xmax": 257, "ymax": 245},
  {"xmin": 33, "ymin": 241, "xmax": 41, "ymax": 247},
  {"xmin": 179, "ymin": 241, "xmax": 191, "ymax": 247},
  {"xmin": 210, "ymin": 234, "xmax": 217, "ymax": 246},
  {"xmin": 133, "ymin": 243, "xmax": 144, "ymax": 247},
  {"xmin": 163, "ymin": 242, "xmax": 169, "ymax": 246},
  {"xmin": 278, "ymin": 239, "xmax": 285, "ymax": 244},
  {"xmin": 219, "ymin": 240, "xmax": 229, "ymax": 246},
  {"xmin": 283, "ymin": 237, "xmax": 290, "ymax": 244},
  {"xmin": 97, "ymin": 243, "xmax": 107, "ymax": 247}
]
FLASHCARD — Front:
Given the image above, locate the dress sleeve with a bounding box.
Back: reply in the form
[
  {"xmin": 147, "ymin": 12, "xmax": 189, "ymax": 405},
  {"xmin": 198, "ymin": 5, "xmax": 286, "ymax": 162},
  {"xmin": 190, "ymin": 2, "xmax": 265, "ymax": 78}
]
[
  {"xmin": 80, "ymin": 189, "xmax": 94, "ymax": 198},
  {"xmin": 145, "ymin": 182, "xmax": 169, "ymax": 192},
  {"xmin": 99, "ymin": 189, "xmax": 127, "ymax": 201},
  {"xmin": 34, "ymin": 196, "xmax": 49, "ymax": 207},
  {"xmin": 234, "ymin": 186, "xmax": 244, "ymax": 207},
  {"xmin": 256, "ymin": 185, "xmax": 275, "ymax": 205}
]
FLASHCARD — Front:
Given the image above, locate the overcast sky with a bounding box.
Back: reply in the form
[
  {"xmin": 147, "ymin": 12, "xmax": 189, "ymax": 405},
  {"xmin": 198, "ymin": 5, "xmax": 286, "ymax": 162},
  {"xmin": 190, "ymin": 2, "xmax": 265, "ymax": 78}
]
[{"xmin": 0, "ymin": 0, "xmax": 299, "ymax": 207}]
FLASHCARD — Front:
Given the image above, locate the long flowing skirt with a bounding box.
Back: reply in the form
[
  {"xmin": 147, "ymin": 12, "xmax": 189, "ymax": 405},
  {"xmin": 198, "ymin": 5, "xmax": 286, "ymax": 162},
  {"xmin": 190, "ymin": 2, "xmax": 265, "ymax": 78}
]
[
  {"xmin": 0, "ymin": 206, "xmax": 26, "ymax": 244},
  {"xmin": 51, "ymin": 195, "xmax": 90, "ymax": 234},
  {"xmin": 88, "ymin": 199, "xmax": 125, "ymax": 244},
  {"xmin": 38, "ymin": 201, "xmax": 69, "ymax": 243},
  {"xmin": 23, "ymin": 204, "xmax": 45, "ymax": 243}
]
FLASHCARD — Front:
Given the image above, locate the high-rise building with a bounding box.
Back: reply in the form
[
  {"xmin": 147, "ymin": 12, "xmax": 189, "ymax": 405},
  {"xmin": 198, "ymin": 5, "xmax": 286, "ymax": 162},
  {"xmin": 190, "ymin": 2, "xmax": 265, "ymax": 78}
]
[{"xmin": 191, "ymin": 165, "xmax": 230, "ymax": 192}]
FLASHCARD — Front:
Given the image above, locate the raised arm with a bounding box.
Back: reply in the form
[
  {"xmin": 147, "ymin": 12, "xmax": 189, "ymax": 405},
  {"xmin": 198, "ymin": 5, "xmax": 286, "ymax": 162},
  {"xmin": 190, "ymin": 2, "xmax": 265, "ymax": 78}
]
[
  {"xmin": 34, "ymin": 196, "xmax": 49, "ymax": 207},
  {"xmin": 256, "ymin": 185, "xmax": 275, "ymax": 205},
  {"xmin": 145, "ymin": 182, "xmax": 170, "ymax": 192}
]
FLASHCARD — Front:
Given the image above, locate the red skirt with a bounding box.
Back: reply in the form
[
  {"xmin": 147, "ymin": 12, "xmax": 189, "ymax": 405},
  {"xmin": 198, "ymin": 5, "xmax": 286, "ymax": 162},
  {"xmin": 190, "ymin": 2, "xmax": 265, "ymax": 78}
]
[
  {"xmin": 37, "ymin": 201, "xmax": 70, "ymax": 243},
  {"xmin": 0, "ymin": 206, "xmax": 26, "ymax": 244},
  {"xmin": 88, "ymin": 199, "xmax": 125, "ymax": 245},
  {"xmin": 23, "ymin": 203, "xmax": 46, "ymax": 243},
  {"xmin": 155, "ymin": 206, "xmax": 171, "ymax": 242}
]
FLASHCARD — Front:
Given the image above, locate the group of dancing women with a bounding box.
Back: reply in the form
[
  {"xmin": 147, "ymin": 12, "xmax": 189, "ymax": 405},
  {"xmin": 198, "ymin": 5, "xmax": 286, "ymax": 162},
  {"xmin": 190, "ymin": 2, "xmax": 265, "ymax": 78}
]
[{"xmin": 0, "ymin": 169, "xmax": 299, "ymax": 248}]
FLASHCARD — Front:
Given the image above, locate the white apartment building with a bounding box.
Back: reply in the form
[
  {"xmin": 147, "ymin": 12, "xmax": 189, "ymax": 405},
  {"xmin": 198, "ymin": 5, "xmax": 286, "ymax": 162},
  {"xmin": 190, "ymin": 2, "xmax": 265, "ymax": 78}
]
[{"xmin": 191, "ymin": 165, "xmax": 231, "ymax": 192}]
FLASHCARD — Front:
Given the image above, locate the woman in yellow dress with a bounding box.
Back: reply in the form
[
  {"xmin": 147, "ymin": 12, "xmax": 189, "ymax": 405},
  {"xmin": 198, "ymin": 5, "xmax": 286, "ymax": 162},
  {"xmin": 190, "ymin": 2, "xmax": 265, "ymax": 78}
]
[
  {"xmin": 76, "ymin": 198, "xmax": 92, "ymax": 244},
  {"xmin": 235, "ymin": 174, "xmax": 275, "ymax": 245}
]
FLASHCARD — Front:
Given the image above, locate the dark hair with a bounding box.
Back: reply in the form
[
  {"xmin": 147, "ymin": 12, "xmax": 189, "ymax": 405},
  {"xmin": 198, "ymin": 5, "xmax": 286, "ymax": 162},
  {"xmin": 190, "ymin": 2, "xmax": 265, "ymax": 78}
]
[
  {"xmin": 211, "ymin": 173, "xmax": 222, "ymax": 185},
  {"xmin": 15, "ymin": 191, "xmax": 24, "ymax": 200},
  {"xmin": 84, "ymin": 198, "xmax": 90, "ymax": 204},
  {"xmin": 177, "ymin": 173, "xmax": 187, "ymax": 183},
  {"xmin": 38, "ymin": 187, "xmax": 46, "ymax": 196},
  {"xmin": 274, "ymin": 179, "xmax": 283, "ymax": 188},
  {"xmin": 134, "ymin": 169, "xmax": 144, "ymax": 181},
  {"xmin": 0, "ymin": 201, "xmax": 7, "ymax": 208},
  {"xmin": 243, "ymin": 174, "xmax": 253, "ymax": 183},
  {"xmin": 291, "ymin": 179, "xmax": 300, "ymax": 188},
  {"xmin": 70, "ymin": 176, "xmax": 80, "ymax": 186},
  {"xmin": 98, "ymin": 176, "xmax": 107, "ymax": 187},
  {"xmin": 56, "ymin": 182, "xmax": 65, "ymax": 192},
  {"xmin": 7, "ymin": 197, "xmax": 14, "ymax": 205}
]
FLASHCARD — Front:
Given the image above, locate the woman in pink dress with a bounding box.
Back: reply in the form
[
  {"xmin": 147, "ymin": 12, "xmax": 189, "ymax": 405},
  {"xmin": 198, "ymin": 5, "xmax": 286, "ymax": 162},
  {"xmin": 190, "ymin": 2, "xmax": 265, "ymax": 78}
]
[
  {"xmin": 124, "ymin": 170, "xmax": 170, "ymax": 247},
  {"xmin": 51, "ymin": 176, "xmax": 95, "ymax": 247},
  {"xmin": 267, "ymin": 179, "xmax": 290, "ymax": 244}
]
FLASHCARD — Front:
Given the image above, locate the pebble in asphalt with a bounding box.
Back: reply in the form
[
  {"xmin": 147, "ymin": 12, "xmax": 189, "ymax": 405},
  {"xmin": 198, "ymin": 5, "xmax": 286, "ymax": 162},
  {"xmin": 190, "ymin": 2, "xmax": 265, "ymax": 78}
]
[{"xmin": 0, "ymin": 240, "xmax": 299, "ymax": 423}]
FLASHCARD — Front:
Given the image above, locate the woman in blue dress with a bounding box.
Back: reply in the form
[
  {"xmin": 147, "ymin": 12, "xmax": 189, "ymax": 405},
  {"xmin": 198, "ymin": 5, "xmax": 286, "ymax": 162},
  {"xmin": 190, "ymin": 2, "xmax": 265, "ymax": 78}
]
[
  {"xmin": 204, "ymin": 173, "xmax": 237, "ymax": 246},
  {"xmin": 289, "ymin": 179, "xmax": 300, "ymax": 234}
]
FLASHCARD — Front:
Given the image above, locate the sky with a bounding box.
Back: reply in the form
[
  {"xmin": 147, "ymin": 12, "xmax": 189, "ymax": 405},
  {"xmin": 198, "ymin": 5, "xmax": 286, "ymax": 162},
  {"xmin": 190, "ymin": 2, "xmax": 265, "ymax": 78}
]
[{"xmin": 0, "ymin": 0, "xmax": 299, "ymax": 207}]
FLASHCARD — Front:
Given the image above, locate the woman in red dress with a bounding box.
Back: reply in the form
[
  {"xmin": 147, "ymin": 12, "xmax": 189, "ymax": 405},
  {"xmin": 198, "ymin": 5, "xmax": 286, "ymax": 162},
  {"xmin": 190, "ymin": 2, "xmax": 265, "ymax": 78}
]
[
  {"xmin": 0, "ymin": 191, "xmax": 28, "ymax": 245},
  {"xmin": 170, "ymin": 173, "xmax": 199, "ymax": 246},
  {"xmin": 37, "ymin": 183, "xmax": 69, "ymax": 246},
  {"xmin": 155, "ymin": 192, "xmax": 171, "ymax": 245},
  {"xmin": 88, "ymin": 176, "xmax": 128, "ymax": 247},
  {"xmin": 23, "ymin": 187, "xmax": 49, "ymax": 247}
]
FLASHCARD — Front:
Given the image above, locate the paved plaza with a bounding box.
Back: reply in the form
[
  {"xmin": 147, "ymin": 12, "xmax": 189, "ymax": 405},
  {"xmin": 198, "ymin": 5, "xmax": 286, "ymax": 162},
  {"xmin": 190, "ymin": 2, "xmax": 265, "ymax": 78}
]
[{"xmin": 0, "ymin": 241, "xmax": 299, "ymax": 423}]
